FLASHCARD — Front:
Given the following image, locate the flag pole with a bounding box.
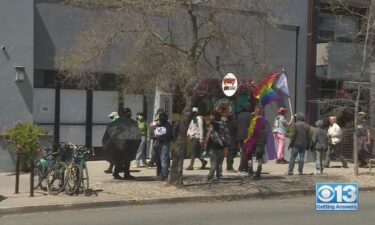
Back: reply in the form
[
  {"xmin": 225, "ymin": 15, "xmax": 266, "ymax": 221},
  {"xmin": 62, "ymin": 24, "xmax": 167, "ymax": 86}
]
[
  {"xmin": 281, "ymin": 68, "xmax": 294, "ymax": 117},
  {"xmin": 288, "ymin": 97, "xmax": 294, "ymax": 117}
]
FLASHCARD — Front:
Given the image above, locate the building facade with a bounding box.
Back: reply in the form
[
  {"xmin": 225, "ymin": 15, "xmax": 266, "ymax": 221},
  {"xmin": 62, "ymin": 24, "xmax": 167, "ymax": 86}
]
[{"xmin": 0, "ymin": 0, "xmax": 313, "ymax": 171}]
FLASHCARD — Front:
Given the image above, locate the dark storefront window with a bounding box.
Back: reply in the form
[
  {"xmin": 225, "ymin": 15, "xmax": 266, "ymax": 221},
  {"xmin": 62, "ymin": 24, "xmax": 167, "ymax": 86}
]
[{"xmin": 34, "ymin": 70, "xmax": 117, "ymax": 90}]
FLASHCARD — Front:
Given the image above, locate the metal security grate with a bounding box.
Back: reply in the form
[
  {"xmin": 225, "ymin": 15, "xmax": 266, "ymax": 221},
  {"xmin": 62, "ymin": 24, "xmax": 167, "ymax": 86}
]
[{"xmin": 341, "ymin": 128, "xmax": 354, "ymax": 161}]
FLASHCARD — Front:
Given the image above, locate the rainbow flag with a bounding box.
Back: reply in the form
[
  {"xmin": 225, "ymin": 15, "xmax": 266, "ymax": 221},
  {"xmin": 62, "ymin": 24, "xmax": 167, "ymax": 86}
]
[{"xmin": 253, "ymin": 72, "xmax": 281, "ymax": 106}]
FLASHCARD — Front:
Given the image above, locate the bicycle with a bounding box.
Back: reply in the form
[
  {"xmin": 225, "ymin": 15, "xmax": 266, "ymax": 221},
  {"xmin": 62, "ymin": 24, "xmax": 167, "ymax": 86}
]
[
  {"xmin": 45, "ymin": 142, "xmax": 73, "ymax": 195},
  {"xmin": 33, "ymin": 147, "xmax": 57, "ymax": 191},
  {"xmin": 64, "ymin": 144, "xmax": 93, "ymax": 196}
]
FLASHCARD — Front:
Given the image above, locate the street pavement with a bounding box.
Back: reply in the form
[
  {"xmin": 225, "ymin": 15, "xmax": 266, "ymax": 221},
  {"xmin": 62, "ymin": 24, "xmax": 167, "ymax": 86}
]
[
  {"xmin": 1, "ymin": 157, "xmax": 375, "ymax": 215},
  {"xmin": 2, "ymin": 192, "xmax": 375, "ymax": 225}
]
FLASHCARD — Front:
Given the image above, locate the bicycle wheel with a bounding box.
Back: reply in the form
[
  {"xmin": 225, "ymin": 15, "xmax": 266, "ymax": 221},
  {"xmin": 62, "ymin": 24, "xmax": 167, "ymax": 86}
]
[
  {"xmin": 64, "ymin": 163, "xmax": 81, "ymax": 195},
  {"xmin": 33, "ymin": 163, "xmax": 42, "ymax": 190},
  {"xmin": 47, "ymin": 161, "xmax": 67, "ymax": 195},
  {"xmin": 39, "ymin": 165, "xmax": 49, "ymax": 191},
  {"xmin": 81, "ymin": 161, "xmax": 89, "ymax": 193},
  {"xmin": 38, "ymin": 159, "xmax": 51, "ymax": 191}
]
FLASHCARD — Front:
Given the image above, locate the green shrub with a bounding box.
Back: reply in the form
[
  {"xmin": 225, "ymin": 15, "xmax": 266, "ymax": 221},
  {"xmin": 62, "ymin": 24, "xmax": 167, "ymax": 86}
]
[{"xmin": 3, "ymin": 122, "xmax": 46, "ymax": 156}]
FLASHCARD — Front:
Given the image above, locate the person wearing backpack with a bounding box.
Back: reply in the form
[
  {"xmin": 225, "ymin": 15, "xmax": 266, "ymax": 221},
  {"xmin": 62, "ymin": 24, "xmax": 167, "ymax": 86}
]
[
  {"xmin": 273, "ymin": 107, "xmax": 293, "ymax": 164},
  {"xmin": 204, "ymin": 110, "xmax": 228, "ymax": 182},
  {"xmin": 186, "ymin": 107, "xmax": 208, "ymax": 170}
]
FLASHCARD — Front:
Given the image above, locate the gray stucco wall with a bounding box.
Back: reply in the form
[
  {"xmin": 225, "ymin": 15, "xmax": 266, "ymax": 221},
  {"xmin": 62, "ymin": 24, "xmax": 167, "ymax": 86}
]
[
  {"xmin": 0, "ymin": 0, "xmax": 34, "ymax": 128},
  {"xmin": 34, "ymin": 1, "xmax": 128, "ymax": 72},
  {"xmin": 0, "ymin": 0, "xmax": 34, "ymax": 172},
  {"xmin": 269, "ymin": 0, "xmax": 309, "ymax": 114},
  {"xmin": 33, "ymin": 0, "xmax": 308, "ymax": 114}
]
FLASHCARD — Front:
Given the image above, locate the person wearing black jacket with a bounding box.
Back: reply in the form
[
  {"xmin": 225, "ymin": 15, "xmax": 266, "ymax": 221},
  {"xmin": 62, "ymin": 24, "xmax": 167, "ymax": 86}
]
[
  {"xmin": 102, "ymin": 108, "xmax": 141, "ymax": 180},
  {"xmin": 287, "ymin": 112, "xmax": 310, "ymax": 175},
  {"xmin": 236, "ymin": 103, "xmax": 254, "ymax": 173},
  {"xmin": 153, "ymin": 112, "xmax": 173, "ymax": 181},
  {"xmin": 204, "ymin": 111, "xmax": 228, "ymax": 181},
  {"xmin": 226, "ymin": 113, "xmax": 238, "ymax": 171},
  {"xmin": 311, "ymin": 120, "xmax": 328, "ymax": 175}
]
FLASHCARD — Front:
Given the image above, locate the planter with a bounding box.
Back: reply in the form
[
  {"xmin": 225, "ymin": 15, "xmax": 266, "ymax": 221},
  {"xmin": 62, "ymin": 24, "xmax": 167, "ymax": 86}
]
[
  {"xmin": 1, "ymin": 133, "xmax": 52, "ymax": 172},
  {"xmin": 17, "ymin": 153, "xmax": 31, "ymax": 172}
]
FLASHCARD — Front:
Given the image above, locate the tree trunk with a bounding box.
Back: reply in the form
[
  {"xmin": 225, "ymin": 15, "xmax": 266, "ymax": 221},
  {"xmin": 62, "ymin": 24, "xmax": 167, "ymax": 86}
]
[
  {"xmin": 168, "ymin": 94, "xmax": 193, "ymax": 186},
  {"xmin": 370, "ymin": 63, "xmax": 375, "ymax": 132},
  {"xmin": 370, "ymin": 63, "xmax": 375, "ymax": 165}
]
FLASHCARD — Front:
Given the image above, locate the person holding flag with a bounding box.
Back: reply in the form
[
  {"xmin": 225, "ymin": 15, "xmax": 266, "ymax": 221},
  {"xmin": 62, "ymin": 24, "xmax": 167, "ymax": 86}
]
[
  {"xmin": 243, "ymin": 105, "xmax": 276, "ymax": 180},
  {"xmin": 273, "ymin": 107, "xmax": 293, "ymax": 164}
]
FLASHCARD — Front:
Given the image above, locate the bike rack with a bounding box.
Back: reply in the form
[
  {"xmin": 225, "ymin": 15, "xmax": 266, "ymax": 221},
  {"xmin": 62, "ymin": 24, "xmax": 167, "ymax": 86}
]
[{"xmin": 14, "ymin": 152, "xmax": 34, "ymax": 197}]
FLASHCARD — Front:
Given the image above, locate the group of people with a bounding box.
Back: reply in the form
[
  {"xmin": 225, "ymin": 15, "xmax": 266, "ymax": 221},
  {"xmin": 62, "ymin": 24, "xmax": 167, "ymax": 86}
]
[
  {"xmin": 102, "ymin": 103, "xmax": 374, "ymax": 181},
  {"xmin": 185, "ymin": 104, "xmax": 274, "ymax": 181},
  {"xmin": 102, "ymin": 108, "xmax": 173, "ymax": 181},
  {"xmin": 188, "ymin": 104, "xmax": 374, "ymax": 179}
]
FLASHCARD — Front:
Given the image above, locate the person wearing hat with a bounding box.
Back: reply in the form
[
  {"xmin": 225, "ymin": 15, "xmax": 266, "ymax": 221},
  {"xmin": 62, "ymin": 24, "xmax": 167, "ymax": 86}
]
[
  {"xmin": 273, "ymin": 107, "xmax": 293, "ymax": 164},
  {"xmin": 104, "ymin": 111, "xmax": 120, "ymax": 174},
  {"xmin": 186, "ymin": 107, "xmax": 208, "ymax": 170},
  {"xmin": 108, "ymin": 112, "xmax": 120, "ymax": 122},
  {"xmin": 357, "ymin": 112, "xmax": 373, "ymax": 167}
]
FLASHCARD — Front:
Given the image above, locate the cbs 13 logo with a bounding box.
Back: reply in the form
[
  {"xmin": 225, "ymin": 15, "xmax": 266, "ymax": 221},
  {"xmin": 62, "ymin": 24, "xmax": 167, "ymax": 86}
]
[{"xmin": 316, "ymin": 183, "xmax": 358, "ymax": 204}]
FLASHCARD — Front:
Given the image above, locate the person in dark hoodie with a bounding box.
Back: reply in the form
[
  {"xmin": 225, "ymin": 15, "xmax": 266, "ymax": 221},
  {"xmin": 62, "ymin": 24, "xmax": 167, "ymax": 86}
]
[
  {"xmin": 287, "ymin": 112, "xmax": 310, "ymax": 175},
  {"xmin": 204, "ymin": 110, "xmax": 228, "ymax": 182},
  {"xmin": 311, "ymin": 120, "xmax": 328, "ymax": 175},
  {"xmin": 153, "ymin": 112, "xmax": 173, "ymax": 181},
  {"xmin": 236, "ymin": 102, "xmax": 254, "ymax": 174}
]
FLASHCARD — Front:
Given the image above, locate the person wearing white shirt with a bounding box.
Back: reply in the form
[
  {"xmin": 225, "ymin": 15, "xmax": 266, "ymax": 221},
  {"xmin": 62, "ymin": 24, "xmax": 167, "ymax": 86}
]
[
  {"xmin": 325, "ymin": 116, "xmax": 348, "ymax": 168},
  {"xmin": 186, "ymin": 107, "xmax": 208, "ymax": 170}
]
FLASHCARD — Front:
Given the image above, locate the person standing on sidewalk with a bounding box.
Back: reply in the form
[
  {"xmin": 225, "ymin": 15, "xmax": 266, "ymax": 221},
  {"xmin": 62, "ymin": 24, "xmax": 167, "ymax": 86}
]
[
  {"xmin": 204, "ymin": 110, "xmax": 228, "ymax": 182},
  {"xmin": 311, "ymin": 120, "xmax": 328, "ymax": 175},
  {"xmin": 104, "ymin": 111, "xmax": 119, "ymax": 174},
  {"xmin": 236, "ymin": 103, "xmax": 254, "ymax": 174},
  {"xmin": 325, "ymin": 116, "xmax": 348, "ymax": 168},
  {"xmin": 134, "ymin": 112, "xmax": 148, "ymax": 168},
  {"xmin": 112, "ymin": 108, "xmax": 138, "ymax": 180},
  {"xmin": 102, "ymin": 108, "xmax": 141, "ymax": 180},
  {"xmin": 273, "ymin": 107, "xmax": 293, "ymax": 164},
  {"xmin": 357, "ymin": 112, "xmax": 373, "ymax": 167},
  {"xmin": 186, "ymin": 107, "xmax": 208, "ymax": 170},
  {"xmin": 226, "ymin": 112, "xmax": 238, "ymax": 172},
  {"xmin": 243, "ymin": 105, "xmax": 270, "ymax": 180},
  {"xmin": 153, "ymin": 112, "xmax": 173, "ymax": 181},
  {"xmin": 287, "ymin": 112, "xmax": 310, "ymax": 175},
  {"xmin": 147, "ymin": 108, "xmax": 164, "ymax": 168}
]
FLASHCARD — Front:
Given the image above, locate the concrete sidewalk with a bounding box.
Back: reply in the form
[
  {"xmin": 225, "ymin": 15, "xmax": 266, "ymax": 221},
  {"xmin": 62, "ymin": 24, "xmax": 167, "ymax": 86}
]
[{"xmin": 1, "ymin": 158, "xmax": 375, "ymax": 215}]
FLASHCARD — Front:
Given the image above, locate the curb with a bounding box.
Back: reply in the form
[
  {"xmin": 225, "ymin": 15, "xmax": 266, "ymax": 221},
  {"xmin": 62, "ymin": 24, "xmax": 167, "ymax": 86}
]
[{"xmin": 1, "ymin": 187, "xmax": 374, "ymax": 216}]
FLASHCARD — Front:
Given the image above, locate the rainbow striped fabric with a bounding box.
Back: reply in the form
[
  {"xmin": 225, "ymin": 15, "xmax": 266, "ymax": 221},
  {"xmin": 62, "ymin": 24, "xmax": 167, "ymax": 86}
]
[{"xmin": 253, "ymin": 72, "xmax": 281, "ymax": 106}]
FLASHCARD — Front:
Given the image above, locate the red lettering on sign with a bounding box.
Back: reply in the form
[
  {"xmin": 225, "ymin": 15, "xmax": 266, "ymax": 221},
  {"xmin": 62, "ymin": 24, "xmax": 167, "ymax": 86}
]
[{"xmin": 223, "ymin": 78, "xmax": 235, "ymax": 86}]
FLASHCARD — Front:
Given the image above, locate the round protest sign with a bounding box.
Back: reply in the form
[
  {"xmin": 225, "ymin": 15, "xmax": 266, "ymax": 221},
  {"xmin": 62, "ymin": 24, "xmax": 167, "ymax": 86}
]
[{"xmin": 222, "ymin": 73, "xmax": 238, "ymax": 97}]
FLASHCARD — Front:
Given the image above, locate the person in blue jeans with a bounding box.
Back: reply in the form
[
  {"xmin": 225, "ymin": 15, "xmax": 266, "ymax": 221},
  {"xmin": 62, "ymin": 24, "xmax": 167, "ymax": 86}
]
[
  {"xmin": 153, "ymin": 112, "xmax": 173, "ymax": 181},
  {"xmin": 135, "ymin": 112, "xmax": 148, "ymax": 167},
  {"xmin": 287, "ymin": 112, "xmax": 310, "ymax": 175}
]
